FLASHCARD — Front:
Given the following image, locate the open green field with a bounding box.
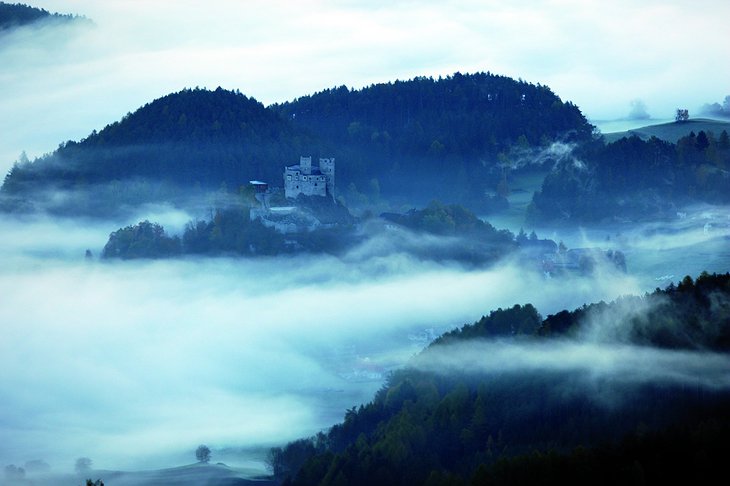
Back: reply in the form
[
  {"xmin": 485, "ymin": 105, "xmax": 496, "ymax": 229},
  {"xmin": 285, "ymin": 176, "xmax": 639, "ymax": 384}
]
[{"xmin": 603, "ymin": 117, "xmax": 730, "ymax": 144}]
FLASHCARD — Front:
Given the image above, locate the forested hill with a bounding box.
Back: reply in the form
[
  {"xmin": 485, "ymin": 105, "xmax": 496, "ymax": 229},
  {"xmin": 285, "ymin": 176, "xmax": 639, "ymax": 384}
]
[
  {"xmin": 1, "ymin": 74, "xmax": 593, "ymax": 216},
  {"xmin": 273, "ymin": 72, "xmax": 593, "ymax": 196},
  {"xmin": 2, "ymin": 88, "xmax": 315, "ymax": 206},
  {"xmin": 0, "ymin": 2, "xmax": 88, "ymax": 30},
  {"xmin": 270, "ymin": 272, "xmax": 730, "ymax": 486},
  {"xmin": 528, "ymin": 129, "xmax": 730, "ymax": 223},
  {"xmin": 274, "ymin": 72, "xmax": 592, "ymax": 157}
]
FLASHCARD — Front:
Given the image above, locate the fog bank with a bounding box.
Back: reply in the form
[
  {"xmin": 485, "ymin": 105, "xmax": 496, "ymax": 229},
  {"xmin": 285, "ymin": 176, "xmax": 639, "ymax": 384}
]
[
  {"xmin": 415, "ymin": 340, "xmax": 730, "ymax": 391},
  {"xmin": 0, "ymin": 215, "xmax": 641, "ymax": 473}
]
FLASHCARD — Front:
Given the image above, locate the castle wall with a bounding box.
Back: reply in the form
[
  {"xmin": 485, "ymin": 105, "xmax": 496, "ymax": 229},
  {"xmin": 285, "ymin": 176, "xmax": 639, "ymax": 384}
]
[
  {"xmin": 284, "ymin": 156, "xmax": 335, "ymax": 199},
  {"xmin": 284, "ymin": 167, "xmax": 327, "ymax": 198}
]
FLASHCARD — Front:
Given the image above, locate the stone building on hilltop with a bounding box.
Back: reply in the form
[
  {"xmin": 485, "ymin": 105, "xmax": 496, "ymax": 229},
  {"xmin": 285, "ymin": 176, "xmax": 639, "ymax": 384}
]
[{"xmin": 284, "ymin": 156, "xmax": 335, "ymax": 200}]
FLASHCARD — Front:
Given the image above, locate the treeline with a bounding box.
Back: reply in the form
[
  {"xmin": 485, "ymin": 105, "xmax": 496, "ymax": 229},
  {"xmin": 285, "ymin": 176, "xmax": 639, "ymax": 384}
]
[
  {"xmin": 529, "ymin": 129, "xmax": 730, "ymax": 222},
  {"xmin": 380, "ymin": 201, "xmax": 517, "ymax": 265},
  {"xmin": 382, "ymin": 201, "xmax": 514, "ymax": 240},
  {"xmin": 439, "ymin": 272, "xmax": 730, "ymax": 351},
  {"xmin": 1, "ymin": 74, "xmax": 594, "ymax": 216},
  {"xmin": 0, "ymin": 2, "xmax": 89, "ymax": 30},
  {"xmin": 100, "ymin": 201, "xmax": 520, "ymax": 265},
  {"xmin": 2, "ymin": 88, "xmax": 311, "ymax": 199},
  {"xmin": 269, "ymin": 272, "xmax": 730, "ymax": 485},
  {"xmin": 102, "ymin": 213, "xmax": 287, "ymax": 259},
  {"xmin": 102, "ymin": 208, "xmax": 358, "ymax": 260}
]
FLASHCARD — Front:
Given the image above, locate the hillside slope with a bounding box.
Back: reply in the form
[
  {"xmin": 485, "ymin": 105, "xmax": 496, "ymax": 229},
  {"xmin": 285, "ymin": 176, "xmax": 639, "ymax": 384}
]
[{"xmin": 270, "ymin": 272, "xmax": 730, "ymax": 486}]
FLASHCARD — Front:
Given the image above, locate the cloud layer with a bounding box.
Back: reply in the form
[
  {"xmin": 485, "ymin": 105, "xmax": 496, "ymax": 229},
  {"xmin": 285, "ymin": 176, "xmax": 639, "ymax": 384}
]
[
  {"xmin": 1, "ymin": 199, "xmax": 730, "ymax": 473},
  {"xmin": 0, "ymin": 214, "xmax": 643, "ymax": 472}
]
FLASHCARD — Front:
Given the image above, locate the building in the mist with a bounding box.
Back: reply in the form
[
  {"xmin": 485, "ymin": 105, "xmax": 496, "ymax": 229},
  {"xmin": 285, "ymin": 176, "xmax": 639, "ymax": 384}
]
[{"xmin": 284, "ymin": 156, "xmax": 335, "ymax": 199}]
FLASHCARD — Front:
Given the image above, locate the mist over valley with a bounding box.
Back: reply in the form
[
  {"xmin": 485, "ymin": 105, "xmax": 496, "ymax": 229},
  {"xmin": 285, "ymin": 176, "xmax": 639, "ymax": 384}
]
[{"xmin": 2, "ymin": 1, "xmax": 730, "ymax": 485}]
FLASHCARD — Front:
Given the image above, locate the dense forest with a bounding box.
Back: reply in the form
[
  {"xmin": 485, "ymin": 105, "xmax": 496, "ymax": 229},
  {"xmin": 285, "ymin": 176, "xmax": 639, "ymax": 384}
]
[
  {"xmin": 0, "ymin": 73, "xmax": 593, "ymax": 216},
  {"xmin": 100, "ymin": 201, "xmax": 521, "ymax": 265},
  {"xmin": 269, "ymin": 272, "xmax": 730, "ymax": 485},
  {"xmin": 272, "ymin": 72, "xmax": 593, "ymax": 200},
  {"xmin": 0, "ymin": 2, "xmax": 88, "ymax": 30},
  {"xmin": 101, "ymin": 203, "xmax": 358, "ymax": 260},
  {"xmin": 528, "ymin": 130, "xmax": 730, "ymax": 222}
]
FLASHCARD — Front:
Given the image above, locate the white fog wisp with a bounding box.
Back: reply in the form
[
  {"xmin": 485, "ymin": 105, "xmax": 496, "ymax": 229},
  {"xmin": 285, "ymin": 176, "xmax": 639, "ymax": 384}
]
[{"xmin": 412, "ymin": 340, "xmax": 730, "ymax": 391}]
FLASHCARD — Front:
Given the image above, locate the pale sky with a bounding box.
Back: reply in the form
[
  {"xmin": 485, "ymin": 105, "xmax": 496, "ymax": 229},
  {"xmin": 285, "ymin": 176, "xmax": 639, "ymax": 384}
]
[{"xmin": 1, "ymin": 0, "xmax": 728, "ymax": 173}]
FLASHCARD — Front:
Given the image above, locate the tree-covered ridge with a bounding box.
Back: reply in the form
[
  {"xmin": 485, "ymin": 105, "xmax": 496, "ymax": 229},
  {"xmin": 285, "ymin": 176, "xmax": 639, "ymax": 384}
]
[
  {"xmin": 87, "ymin": 87, "xmax": 292, "ymax": 146},
  {"xmin": 0, "ymin": 2, "xmax": 88, "ymax": 30},
  {"xmin": 378, "ymin": 201, "xmax": 517, "ymax": 264},
  {"xmin": 439, "ymin": 272, "xmax": 730, "ymax": 351},
  {"xmin": 273, "ymin": 73, "xmax": 592, "ymax": 201},
  {"xmin": 2, "ymin": 87, "xmax": 311, "ymax": 196},
  {"xmin": 100, "ymin": 195, "xmax": 362, "ymax": 260},
  {"xmin": 1, "ymin": 73, "xmax": 597, "ymax": 217},
  {"xmin": 99, "ymin": 201, "xmax": 520, "ymax": 264},
  {"xmin": 529, "ymin": 129, "xmax": 730, "ymax": 222},
  {"xmin": 102, "ymin": 220, "xmax": 181, "ymax": 259},
  {"xmin": 274, "ymin": 72, "xmax": 593, "ymax": 159},
  {"xmin": 269, "ymin": 272, "xmax": 730, "ymax": 486},
  {"xmin": 382, "ymin": 201, "xmax": 514, "ymax": 239}
]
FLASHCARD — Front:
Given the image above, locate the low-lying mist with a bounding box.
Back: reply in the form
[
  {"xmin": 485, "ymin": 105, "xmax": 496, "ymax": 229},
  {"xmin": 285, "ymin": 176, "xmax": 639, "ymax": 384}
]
[
  {"xmin": 0, "ymin": 213, "xmax": 644, "ymax": 474},
  {"xmin": 415, "ymin": 340, "xmax": 730, "ymax": 394},
  {"xmin": 521, "ymin": 203, "xmax": 730, "ymax": 288}
]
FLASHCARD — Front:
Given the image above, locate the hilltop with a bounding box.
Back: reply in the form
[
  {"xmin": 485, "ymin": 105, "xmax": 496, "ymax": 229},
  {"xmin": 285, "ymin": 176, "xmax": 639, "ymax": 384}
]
[{"xmin": 0, "ymin": 73, "xmax": 593, "ymax": 217}]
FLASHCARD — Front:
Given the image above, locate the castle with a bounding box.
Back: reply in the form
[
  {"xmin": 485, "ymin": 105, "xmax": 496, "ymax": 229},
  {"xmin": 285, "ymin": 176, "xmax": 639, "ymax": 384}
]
[{"xmin": 284, "ymin": 156, "xmax": 335, "ymax": 199}]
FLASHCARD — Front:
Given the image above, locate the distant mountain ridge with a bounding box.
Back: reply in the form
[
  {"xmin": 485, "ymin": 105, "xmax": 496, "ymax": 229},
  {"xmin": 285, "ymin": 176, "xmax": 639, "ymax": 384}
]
[{"xmin": 0, "ymin": 73, "xmax": 593, "ymax": 216}]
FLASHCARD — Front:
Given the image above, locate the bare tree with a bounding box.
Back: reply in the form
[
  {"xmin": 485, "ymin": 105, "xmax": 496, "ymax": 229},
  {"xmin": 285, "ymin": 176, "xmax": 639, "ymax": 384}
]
[{"xmin": 675, "ymin": 108, "xmax": 689, "ymax": 122}]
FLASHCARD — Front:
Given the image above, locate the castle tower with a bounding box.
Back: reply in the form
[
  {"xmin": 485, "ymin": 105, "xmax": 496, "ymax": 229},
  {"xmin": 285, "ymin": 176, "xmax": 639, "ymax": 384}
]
[
  {"xmin": 300, "ymin": 156, "xmax": 312, "ymax": 175},
  {"xmin": 319, "ymin": 157, "xmax": 335, "ymax": 198}
]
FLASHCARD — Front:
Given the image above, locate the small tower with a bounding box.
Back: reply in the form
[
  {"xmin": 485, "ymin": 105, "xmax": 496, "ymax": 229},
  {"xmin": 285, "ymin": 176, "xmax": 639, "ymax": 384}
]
[
  {"xmin": 300, "ymin": 156, "xmax": 312, "ymax": 175},
  {"xmin": 319, "ymin": 157, "xmax": 335, "ymax": 198}
]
